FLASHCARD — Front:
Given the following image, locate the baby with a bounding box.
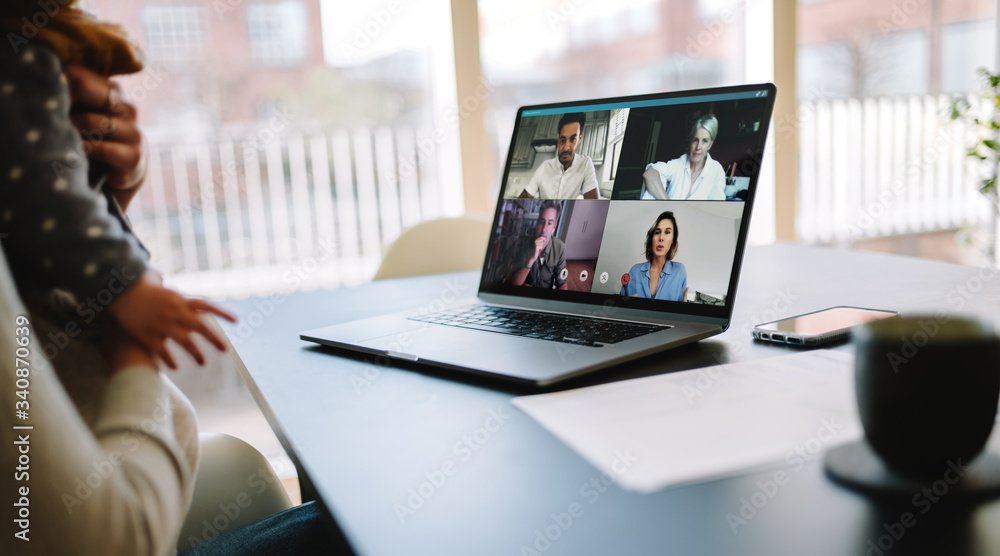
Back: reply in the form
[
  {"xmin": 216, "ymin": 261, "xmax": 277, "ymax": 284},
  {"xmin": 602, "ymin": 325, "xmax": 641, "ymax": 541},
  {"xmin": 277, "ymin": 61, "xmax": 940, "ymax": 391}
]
[{"xmin": 0, "ymin": 1, "xmax": 234, "ymax": 368}]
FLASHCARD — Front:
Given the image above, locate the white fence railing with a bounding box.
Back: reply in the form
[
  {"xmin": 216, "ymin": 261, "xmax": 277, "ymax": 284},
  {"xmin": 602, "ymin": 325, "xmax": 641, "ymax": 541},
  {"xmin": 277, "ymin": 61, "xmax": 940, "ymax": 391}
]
[
  {"xmin": 798, "ymin": 94, "xmax": 993, "ymax": 244},
  {"xmin": 128, "ymin": 126, "xmax": 453, "ymax": 299}
]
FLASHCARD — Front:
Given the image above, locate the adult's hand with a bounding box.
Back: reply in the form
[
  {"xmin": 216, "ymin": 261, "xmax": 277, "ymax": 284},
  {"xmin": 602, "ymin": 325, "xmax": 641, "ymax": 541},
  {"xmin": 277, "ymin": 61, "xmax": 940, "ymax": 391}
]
[
  {"xmin": 64, "ymin": 65, "xmax": 148, "ymax": 211},
  {"xmin": 530, "ymin": 234, "xmax": 549, "ymax": 266},
  {"xmin": 100, "ymin": 319, "xmax": 158, "ymax": 376}
]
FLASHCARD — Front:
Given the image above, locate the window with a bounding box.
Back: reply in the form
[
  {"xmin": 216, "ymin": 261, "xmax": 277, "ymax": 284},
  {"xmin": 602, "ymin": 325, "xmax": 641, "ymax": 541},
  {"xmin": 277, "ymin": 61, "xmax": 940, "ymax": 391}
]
[
  {"xmin": 861, "ymin": 29, "xmax": 928, "ymax": 97},
  {"xmin": 941, "ymin": 20, "xmax": 996, "ymax": 94},
  {"xmin": 246, "ymin": 1, "xmax": 309, "ymax": 66},
  {"xmin": 797, "ymin": 42, "xmax": 854, "ymax": 99},
  {"xmin": 141, "ymin": 4, "xmax": 204, "ymax": 63},
  {"xmin": 796, "ymin": 0, "xmax": 998, "ymax": 251},
  {"xmin": 480, "ymin": 0, "xmax": 745, "ymax": 188}
]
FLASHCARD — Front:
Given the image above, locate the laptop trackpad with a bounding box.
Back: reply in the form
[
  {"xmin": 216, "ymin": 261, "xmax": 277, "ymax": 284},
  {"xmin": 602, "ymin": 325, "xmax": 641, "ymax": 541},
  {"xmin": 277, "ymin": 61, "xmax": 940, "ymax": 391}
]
[
  {"xmin": 356, "ymin": 318, "xmax": 450, "ymax": 353},
  {"xmin": 357, "ymin": 320, "xmax": 553, "ymax": 360},
  {"xmin": 355, "ymin": 319, "xmax": 523, "ymax": 359},
  {"xmin": 301, "ymin": 316, "xmax": 424, "ymax": 347}
]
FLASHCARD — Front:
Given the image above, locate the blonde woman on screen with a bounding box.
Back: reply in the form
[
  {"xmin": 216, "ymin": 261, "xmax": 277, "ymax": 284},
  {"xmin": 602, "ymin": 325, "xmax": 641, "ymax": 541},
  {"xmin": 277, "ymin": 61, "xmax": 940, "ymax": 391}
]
[{"xmin": 642, "ymin": 114, "xmax": 726, "ymax": 200}]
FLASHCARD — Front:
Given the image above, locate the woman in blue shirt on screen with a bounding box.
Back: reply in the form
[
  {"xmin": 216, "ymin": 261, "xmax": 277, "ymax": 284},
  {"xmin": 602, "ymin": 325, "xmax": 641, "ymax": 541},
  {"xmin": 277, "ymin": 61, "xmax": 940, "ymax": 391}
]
[{"xmin": 620, "ymin": 211, "xmax": 688, "ymax": 301}]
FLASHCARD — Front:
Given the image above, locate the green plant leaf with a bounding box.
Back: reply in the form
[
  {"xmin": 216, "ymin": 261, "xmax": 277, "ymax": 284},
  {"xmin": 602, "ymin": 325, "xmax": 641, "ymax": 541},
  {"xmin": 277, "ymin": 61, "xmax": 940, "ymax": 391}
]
[
  {"xmin": 981, "ymin": 177, "xmax": 997, "ymax": 195},
  {"xmin": 948, "ymin": 69, "xmax": 1000, "ymax": 210}
]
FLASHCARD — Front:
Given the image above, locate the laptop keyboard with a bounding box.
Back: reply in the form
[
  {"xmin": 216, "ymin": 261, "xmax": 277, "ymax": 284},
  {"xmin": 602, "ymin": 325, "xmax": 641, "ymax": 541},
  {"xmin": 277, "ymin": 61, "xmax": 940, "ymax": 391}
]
[{"xmin": 408, "ymin": 305, "xmax": 668, "ymax": 347}]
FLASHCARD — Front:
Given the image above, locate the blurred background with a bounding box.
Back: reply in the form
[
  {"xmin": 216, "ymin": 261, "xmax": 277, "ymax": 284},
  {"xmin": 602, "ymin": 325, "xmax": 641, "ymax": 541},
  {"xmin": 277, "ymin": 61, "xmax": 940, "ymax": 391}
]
[{"xmin": 79, "ymin": 0, "xmax": 1000, "ymax": 501}]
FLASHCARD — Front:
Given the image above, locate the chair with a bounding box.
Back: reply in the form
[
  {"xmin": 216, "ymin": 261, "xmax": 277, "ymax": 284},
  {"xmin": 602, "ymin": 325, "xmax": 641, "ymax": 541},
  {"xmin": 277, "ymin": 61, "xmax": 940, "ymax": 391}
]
[
  {"xmin": 176, "ymin": 317, "xmax": 296, "ymax": 551},
  {"xmin": 176, "ymin": 433, "xmax": 293, "ymax": 551},
  {"xmin": 373, "ymin": 217, "xmax": 492, "ymax": 281}
]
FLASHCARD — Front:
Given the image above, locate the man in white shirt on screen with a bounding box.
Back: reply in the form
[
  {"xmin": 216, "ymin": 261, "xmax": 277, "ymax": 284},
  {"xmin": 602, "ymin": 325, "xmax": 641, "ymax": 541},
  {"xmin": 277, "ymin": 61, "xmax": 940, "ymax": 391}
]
[{"xmin": 519, "ymin": 112, "xmax": 600, "ymax": 200}]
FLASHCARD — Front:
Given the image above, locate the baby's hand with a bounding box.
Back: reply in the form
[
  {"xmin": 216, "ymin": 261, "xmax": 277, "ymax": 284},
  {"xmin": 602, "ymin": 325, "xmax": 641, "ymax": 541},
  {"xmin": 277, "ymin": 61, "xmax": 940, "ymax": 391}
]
[{"xmin": 107, "ymin": 272, "xmax": 237, "ymax": 369}]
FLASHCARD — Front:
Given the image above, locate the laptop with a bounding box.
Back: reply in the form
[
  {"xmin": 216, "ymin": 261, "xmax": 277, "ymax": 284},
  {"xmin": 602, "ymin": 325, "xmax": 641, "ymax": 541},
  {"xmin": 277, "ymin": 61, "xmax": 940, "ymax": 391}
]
[{"xmin": 301, "ymin": 83, "xmax": 777, "ymax": 386}]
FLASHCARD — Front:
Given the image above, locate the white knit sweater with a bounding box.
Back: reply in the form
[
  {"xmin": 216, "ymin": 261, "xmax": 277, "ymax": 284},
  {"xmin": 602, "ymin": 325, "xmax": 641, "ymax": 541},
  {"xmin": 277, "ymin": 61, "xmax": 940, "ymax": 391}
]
[{"xmin": 1, "ymin": 250, "xmax": 197, "ymax": 555}]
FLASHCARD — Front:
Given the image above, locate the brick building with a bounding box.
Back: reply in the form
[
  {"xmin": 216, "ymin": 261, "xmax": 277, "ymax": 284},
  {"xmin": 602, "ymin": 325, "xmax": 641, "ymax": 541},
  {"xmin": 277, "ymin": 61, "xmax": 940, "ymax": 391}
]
[{"xmin": 85, "ymin": 0, "xmax": 327, "ymax": 135}]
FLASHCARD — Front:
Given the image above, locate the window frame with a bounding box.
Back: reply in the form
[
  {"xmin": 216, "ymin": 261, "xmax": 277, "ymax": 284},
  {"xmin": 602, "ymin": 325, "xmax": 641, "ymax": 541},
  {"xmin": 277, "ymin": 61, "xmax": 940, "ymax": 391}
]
[
  {"xmin": 245, "ymin": 0, "xmax": 310, "ymax": 67},
  {"xmin": 141, "ymin": 3, "xmax": 206, "ymax": 64}
]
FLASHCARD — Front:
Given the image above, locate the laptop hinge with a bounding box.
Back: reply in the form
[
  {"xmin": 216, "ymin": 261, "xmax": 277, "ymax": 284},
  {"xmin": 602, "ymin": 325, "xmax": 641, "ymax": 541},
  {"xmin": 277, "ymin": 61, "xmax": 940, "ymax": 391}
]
[{"xmin": 477, "ymin": 293, "xmax": 728, "ymax": 328}]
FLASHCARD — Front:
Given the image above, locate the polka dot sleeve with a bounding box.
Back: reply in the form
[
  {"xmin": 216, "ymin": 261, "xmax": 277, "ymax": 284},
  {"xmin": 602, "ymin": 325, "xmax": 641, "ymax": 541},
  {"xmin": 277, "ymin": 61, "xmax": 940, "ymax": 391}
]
[{"xmin": 0, "ymin": 44, "xmax": 148, "ymax": 301}]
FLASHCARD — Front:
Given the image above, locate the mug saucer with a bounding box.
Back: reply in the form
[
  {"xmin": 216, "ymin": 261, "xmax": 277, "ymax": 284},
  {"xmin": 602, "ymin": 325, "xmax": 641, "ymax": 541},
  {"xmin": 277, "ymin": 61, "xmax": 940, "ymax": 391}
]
[{"xmin": 825, "ymin": 440, "xmax": 1000, "ymax": 501}]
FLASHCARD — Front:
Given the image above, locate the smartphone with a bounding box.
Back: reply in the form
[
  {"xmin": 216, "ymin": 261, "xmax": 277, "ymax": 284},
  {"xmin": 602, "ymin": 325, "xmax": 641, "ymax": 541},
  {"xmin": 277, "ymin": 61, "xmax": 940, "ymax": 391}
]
[{"xmin": 752, "ymin": 306, "xmax": 900, "ymax": 347}]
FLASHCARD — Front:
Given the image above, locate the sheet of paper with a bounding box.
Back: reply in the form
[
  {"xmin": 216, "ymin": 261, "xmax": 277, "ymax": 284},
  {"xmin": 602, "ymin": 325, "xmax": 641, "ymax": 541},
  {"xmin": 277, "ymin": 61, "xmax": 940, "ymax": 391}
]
[{"xmin": 513, "ymin": 350, "xmax": 863, "ymax": 493}]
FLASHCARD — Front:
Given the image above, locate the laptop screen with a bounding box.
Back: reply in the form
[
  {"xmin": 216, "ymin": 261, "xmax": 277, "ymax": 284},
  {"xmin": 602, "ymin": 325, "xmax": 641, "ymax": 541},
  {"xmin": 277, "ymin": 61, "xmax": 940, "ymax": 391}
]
[{"xmin": 478, "ymin": 84, "xmax": 776, "ymax": 321}]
